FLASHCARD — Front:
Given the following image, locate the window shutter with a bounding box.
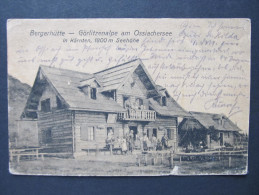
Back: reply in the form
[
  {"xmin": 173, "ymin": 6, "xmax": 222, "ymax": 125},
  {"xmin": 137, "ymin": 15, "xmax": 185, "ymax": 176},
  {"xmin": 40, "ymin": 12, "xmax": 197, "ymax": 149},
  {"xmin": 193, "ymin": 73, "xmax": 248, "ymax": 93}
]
[
  {"xmin": 80, "ymin": 124, "xmax": 88, "ymax": 141},
  {"xmin": 93, "ymin": 127, "xmax": 96, "ymax": 141},
  {"xmin": 87, "ymin": 126, "xmax": 91, "ymax": 141}
]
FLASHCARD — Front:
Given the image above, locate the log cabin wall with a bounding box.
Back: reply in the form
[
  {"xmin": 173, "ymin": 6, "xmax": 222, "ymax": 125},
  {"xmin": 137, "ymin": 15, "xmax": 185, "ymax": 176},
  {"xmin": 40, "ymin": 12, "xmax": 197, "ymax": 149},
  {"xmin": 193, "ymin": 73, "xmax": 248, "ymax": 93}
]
[
  {"xmin": 38, "ymin": 109, "xmax": 73, "ymax": 154},
  {"xmin": 73, "ymin": 111, "xmax": 124, "ymax": 154},
  {"xmin": 116, "ymin": 73, "xmax": 149, "ymax": 109},
  {"xmin": 145, "ymin": 115, "xmax": 178, "ymax": 142},
  {"xmin": 224, "ymin": 131, "xmax": 235, "ymax": 145},
  {"xmin": 37, "ymin": 82, "xmax": 73, "ymax": 154},
  {"xmin": 207, "ymin": 131, "xmax": 235, "ymax": 148}
]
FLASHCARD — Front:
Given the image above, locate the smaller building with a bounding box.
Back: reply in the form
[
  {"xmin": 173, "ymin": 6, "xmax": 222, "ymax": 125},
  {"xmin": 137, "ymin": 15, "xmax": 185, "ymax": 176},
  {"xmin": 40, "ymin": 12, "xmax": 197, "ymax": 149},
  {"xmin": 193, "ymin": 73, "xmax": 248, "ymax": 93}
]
[{"xmin": 178, "ymin": 111, "xmax": 242, "ymax": 150}]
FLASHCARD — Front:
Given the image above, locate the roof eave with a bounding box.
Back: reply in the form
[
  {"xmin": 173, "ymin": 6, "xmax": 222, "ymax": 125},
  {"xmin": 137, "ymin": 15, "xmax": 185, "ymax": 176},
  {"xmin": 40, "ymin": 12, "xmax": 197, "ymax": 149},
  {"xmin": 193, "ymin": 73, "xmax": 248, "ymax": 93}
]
[{"xmin": 157, "ymin": 112, "xmax": 192, "ymax": 118}]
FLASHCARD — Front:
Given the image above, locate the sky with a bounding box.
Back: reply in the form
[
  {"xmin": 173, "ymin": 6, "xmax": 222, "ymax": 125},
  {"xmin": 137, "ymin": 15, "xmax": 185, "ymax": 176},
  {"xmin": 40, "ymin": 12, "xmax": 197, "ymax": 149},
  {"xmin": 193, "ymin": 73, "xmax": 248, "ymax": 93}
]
[{"xmin": 7, "ymin": 19, "xmax": 251, "ymax": 133}]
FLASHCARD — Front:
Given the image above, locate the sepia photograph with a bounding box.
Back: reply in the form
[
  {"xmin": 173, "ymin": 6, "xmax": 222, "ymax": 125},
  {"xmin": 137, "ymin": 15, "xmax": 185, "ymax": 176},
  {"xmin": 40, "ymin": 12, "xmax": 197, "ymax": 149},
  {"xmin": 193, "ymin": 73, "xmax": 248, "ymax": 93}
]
[{"xmin": 7, "ymin": 19, "xmax": 250, "ymax": 176}]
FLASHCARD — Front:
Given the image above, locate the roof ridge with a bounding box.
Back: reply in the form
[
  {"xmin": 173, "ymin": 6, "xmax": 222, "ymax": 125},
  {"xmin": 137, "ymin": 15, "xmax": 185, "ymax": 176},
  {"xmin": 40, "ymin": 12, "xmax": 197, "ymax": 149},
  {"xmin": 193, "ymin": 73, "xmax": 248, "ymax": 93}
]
[
  {"xmin": 94, "ymin": 59, "xmax": 139, "ymax": 74},
  {"xmin": 39, "ymin": 65, "xmax": 93, "ymax": 75}
]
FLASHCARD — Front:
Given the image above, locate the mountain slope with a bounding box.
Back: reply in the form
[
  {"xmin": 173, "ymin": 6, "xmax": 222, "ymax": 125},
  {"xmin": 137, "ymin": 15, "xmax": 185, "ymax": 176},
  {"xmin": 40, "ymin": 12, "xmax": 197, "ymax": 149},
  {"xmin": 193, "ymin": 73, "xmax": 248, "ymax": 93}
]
[{"xmin": 8, "ymin": 75, "xmax": 31, "ymax": 138}]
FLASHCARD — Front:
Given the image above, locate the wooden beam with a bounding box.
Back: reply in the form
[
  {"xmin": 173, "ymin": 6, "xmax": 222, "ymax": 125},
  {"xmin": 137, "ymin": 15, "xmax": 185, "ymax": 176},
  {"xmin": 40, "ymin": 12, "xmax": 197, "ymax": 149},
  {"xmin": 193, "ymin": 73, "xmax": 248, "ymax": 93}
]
[{"xmin": 25, "ymin": 109, "xmax": 38, "ymax": 112}]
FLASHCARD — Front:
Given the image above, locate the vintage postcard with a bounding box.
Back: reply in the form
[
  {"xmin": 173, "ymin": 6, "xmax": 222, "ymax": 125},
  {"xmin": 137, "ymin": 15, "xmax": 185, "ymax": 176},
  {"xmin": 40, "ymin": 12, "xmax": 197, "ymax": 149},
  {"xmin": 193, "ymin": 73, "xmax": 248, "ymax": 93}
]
[{"xmin": 7, "ymin": 19, "xmax": 250, "ymax": 176}]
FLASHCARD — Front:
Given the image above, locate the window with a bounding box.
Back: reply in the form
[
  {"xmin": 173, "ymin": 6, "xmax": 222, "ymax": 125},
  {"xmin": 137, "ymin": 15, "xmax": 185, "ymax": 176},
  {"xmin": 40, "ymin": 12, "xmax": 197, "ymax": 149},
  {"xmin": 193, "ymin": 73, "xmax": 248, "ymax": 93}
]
[
  {"xmin": 137, "ymin": 98, "xmax": 143, "ymax": 108},
  {"xmin": 167, "ymin": 129, "xmax": 172, "ymax": 139},
  {"xmin": 42, "ymin": 128, "xmax": 52, "ymax": 143},
  {"xmin": 103, "ymin": 90, "xmax": 116, "ymax": 101},
  {"xmin": 41, "ymin": 98, "xmax": 51, "ymax": 112},
  {"xmin": 123, "ymin": 96, "xmax": 130, "ymax": 108},
  {"xmin": 162, "ymin": 96, "xmax": 167, "ymax": 106},
  {"xmin": 90, "ymin": 88, "xmax": 97, "ymax": 100},
  {"xmin": 56, "ymin": 96, "xmax": 62, "ymax": 109},
  {"xmin": 80, "ymin": 126, "xmax": 95, "ymax": 141},
  {"xmin": 88, "ymin": 126, "xmax": 95, "ymax": 141}
]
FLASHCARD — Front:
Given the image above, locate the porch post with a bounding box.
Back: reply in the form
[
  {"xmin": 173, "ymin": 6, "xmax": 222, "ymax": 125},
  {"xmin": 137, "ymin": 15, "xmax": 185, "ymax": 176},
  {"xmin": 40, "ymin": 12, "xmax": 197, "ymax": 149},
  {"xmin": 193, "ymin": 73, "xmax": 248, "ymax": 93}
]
[{"xmin": 207, "ymin": 134, "xmax": 210, "ymax": 149}]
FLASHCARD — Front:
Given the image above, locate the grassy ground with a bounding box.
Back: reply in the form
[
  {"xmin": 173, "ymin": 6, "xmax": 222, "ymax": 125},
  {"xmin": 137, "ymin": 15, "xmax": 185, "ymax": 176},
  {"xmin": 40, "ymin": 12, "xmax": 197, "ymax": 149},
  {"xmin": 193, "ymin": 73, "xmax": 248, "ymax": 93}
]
[{"xmin": 9, "ymin": 154, "xmax": 248, "ymax": 176}]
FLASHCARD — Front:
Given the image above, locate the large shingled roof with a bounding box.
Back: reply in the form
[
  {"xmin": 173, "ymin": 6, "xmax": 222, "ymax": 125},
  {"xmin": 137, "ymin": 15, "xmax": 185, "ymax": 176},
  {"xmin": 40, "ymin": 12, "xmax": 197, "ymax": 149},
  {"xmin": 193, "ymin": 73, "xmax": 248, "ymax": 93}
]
[
  {"xmin": 23, "ymin": 59, "xmax": 190, "ymax": 117},
  {"xmin": 40, "ymin": 65, "xmax": 125, "ymax": 113},
  {"xmin": 149, "ymin": 97, "xmax": 190, "ymax": 117},
  {"xmin": 94, "ymin": 59, "xmax": 140, "ymax": 92}
]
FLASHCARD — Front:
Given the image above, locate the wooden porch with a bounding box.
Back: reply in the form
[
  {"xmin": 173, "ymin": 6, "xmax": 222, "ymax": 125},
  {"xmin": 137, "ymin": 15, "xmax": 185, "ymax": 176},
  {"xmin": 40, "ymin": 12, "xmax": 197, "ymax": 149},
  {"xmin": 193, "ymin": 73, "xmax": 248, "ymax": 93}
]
[{"xmin": 117, "ymin": 109, "xmax": 156, "ymax": 121}]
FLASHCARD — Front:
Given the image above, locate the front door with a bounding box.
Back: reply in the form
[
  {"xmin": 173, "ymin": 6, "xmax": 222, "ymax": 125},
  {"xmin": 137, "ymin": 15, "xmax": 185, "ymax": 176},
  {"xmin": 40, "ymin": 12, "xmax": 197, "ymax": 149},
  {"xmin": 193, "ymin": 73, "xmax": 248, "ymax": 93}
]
[
  {"xmin": 129, "ymin": 126, "xmax": 138, "ymax": 140},
  {"xmin": 153, "ymin": 128, "xmax": 157, "ymax": 138}
]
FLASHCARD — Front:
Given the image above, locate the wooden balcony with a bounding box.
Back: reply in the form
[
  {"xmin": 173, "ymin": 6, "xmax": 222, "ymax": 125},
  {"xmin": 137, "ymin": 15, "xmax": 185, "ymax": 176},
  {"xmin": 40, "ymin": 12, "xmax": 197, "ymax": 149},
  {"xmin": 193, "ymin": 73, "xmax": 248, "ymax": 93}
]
[{"xmin": 118, "ymin": 109, "xmax": 156, "ymax": 121}]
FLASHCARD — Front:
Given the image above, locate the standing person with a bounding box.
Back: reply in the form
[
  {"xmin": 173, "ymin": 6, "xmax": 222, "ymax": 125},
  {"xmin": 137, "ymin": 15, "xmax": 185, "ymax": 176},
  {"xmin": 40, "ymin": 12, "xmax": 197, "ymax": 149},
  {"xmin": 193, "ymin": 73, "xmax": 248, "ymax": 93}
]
[
  {"xmin": 106, "ymin": 129, "xmax": 115, "ymax": 150},
  {"xmin": 139, "ymin": 134, "xmax": 144, "ymax": 152},
  {"xmin": 135, "ymin": 132, "xmax": 141, "ymax": 150},
  {"xmin": 156, "ymin": 139, "xmax": 162, "ymax": 151},
  {"xmin": 121, "ymin": 136, "xmax": 127, "ymax": 155},
  {"xmin": 129, "ymin": 130, "xmax": 135, "ymax": 153},
  {"xmin": 161, "ymin": 133, "xmax": 169, "ymax": 150},
  {"xmin": 125, "ymin": 132, "xmax": 130, "ymax": 153},
  {"xmin": 143, "ymin": 133, "xmax": 149, "ymax": 151},
  {"xmin": 151, "ymin": 134, "xmax": 157, "ymax": 151}
]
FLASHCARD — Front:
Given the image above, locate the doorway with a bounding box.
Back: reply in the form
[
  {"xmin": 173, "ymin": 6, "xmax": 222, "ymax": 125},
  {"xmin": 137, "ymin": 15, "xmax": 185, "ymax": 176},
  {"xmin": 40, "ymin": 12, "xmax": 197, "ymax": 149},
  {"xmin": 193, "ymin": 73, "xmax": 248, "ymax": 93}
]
[
  {"xmin": 153, "ymin": 128, "xmax": 157, "ymax": 138},
  {"xmin": 129, "ymin": 126, "xmax": 138, "ymax": 140}
]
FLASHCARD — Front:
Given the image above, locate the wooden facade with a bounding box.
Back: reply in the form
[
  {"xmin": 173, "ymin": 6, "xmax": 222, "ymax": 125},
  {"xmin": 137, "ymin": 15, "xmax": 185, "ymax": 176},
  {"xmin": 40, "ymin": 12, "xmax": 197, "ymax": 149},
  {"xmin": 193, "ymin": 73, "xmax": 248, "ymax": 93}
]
[
  {"xmin": 38, "ymin": 109, "xmax": 73, "ymax": 154},
  {"xmin": 21, "ymin": 59, "xmax": 189, "ymax": 158}
]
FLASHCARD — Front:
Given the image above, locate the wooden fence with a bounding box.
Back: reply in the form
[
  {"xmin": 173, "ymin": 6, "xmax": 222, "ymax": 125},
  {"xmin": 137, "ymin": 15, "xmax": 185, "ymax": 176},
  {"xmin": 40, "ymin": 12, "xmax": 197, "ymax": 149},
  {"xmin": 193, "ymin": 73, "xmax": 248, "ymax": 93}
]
[
  {"xmin": 9, "ymin": 147, "xmax": 70, "ymax": 163},
  {"xmin": 136, "ymin": 151, "xmax": 174, "ymax": 168},
  {"xmin": 136, "ymin": 150, "xmax": 248, "ymax": 168}
]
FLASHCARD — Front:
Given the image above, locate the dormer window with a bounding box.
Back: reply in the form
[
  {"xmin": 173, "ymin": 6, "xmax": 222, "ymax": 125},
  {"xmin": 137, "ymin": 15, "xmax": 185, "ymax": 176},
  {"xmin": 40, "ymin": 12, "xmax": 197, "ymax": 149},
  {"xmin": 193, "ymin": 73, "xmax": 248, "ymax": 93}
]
[
  {"xmin": 90, "ymin": 88, "xmax": 97, "ymax": 100},
  {"xmin": 219, "ymin": 118, "xmax": 225, "ymax": 126},
  {"xmin": 79, "ymin": 77, "xmax": 101, "ymax": 100},
  {"xmin": 162, "ymin": 96, "xmax": 167, "ymax": 106},
  {"xmin": 219, "ymin": 119, "xmax": 222, "ymax": 125}
]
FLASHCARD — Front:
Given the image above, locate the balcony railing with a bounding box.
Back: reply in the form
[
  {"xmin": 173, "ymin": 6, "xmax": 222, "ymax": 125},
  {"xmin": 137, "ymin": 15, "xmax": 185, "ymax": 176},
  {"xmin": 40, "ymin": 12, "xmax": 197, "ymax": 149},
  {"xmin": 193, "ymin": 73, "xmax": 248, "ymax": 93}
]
[{"xmin": 118, "ymin": 109, "xmax": 156, "ymax": 121}]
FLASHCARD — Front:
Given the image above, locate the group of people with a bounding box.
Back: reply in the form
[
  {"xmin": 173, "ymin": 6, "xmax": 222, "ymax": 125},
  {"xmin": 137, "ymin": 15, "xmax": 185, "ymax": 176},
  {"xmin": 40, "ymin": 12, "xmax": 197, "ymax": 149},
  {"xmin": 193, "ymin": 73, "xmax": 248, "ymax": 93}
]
[
  {"xmin": 106, "ymin": 130, "xmax": 135, "ymax": 155},
  {"xmin": 142, "ymin": 133, "xmax": 170, "ymax": 151},
  {"xmin": 124, "ymin": 98, "xmax": 146, "ymax": 111},
  {"xmin": 106, "ymin": 129, "xmax": 171, "ymax": 155}
]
